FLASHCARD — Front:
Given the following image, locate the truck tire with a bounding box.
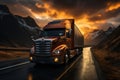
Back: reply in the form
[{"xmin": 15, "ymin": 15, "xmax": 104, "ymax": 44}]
[
  {"xmin": 76, "ymin": 47, "xmax": 83, "ymax": 55},
  {"xmin": 64, "ymin": 51, "xmax": 70, "ymax": 64},
  {"xmin": 76, "ymin": 49, "xmax": 80, "ymax": 55}
]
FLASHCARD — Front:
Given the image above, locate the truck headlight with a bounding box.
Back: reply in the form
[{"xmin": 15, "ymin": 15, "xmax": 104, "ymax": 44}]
[
  {"xmin": 53, "ymin": 50, "xmax": 61, "ymax": 54},
  {"xmin": 29, "ymin": 57, "xmax": 33, "ymax": 61},
  {"xmin": 54, "ymin": 57, "xmax": 59, "ymax": 62}
]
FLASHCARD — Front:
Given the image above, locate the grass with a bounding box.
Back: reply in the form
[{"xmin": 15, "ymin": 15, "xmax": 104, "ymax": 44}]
[
  {"xmin": 0, "ymin": 50, "xmax": 29, "ymax": 61},
  {"xmin": 92, "ymin": 48, "xmax": 120, "ymax": 80}
]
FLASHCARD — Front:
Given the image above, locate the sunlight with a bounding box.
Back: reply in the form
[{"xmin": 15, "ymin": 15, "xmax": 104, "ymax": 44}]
[
  {"xmin": 106, "ymin": 2, "xmax": 120, "ymax": 12},
  {"xmin": 29, "ymin": 2, "xmax": 107, "ymax": 36}
]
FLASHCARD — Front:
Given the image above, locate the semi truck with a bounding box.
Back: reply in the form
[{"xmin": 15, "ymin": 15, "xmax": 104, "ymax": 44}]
[{"xmin": 29, "ymin": 19, "xmax": 84, "ymax": 64}]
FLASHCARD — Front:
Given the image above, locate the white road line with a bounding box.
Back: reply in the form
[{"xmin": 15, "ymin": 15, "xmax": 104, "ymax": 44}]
[
  {"xmin": 0, "ymin": 61, "xmax": 30, "ymax": 71},
  {"xmin": 56, "ymin": 55, "xmax": 82, "ymax": 80}
]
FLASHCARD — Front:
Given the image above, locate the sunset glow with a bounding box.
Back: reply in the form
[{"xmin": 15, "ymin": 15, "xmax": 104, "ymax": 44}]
[
  {"xmin": 31, "ymin": 7, "xmax": 102, "ymax": 35},
  {"xmin": 106, "ymin": 3, "xmax": 120, "ymax": 12},
  {"xmin": 32, "ymin": 10, "xmax": 106, "ymax": 35},
  {"xmin": 1, "ymin": 0, "xmax": 119, "ymax": 36}
]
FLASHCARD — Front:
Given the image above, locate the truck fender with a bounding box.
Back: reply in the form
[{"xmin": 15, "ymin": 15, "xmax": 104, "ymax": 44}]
[{"xmin": 53, "ymin": 44, "xmax": 68, "ymax": 52}]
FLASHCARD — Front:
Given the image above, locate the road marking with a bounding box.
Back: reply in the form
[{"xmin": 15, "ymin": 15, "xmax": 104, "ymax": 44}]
[
  {"xmin": 56, "ymin": 55, "xmax": 82, "ymax": 80},
  {"xmin": 0, "ymin": 61, "xmax": 30, "ymax": 71}
]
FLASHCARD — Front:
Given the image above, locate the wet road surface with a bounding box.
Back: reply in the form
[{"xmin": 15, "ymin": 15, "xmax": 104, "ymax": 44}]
[
  {"xmin": 0, "ymin": 47, "xmax": 99, "ymax": 80},
  {"xmin": 61, "ymin": 47, "xmax": 98, "ymax": 80}
]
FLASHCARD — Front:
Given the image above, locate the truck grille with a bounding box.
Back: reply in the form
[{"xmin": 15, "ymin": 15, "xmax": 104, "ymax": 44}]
[{"xmin": 35, "ymin": 40, "xmax": 51, "ymax": 56}]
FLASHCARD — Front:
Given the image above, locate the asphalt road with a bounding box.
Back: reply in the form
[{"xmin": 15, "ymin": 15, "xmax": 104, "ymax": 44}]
[
  {"xmin": 0, "ymin": 47, "xmax": 99, "ymax": 80},
  {"xmin": 61, "ymin": 47, "xmax": 98, "ymax": 80}
]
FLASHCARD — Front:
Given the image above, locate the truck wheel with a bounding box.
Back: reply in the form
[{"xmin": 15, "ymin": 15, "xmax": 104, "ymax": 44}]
[
  {"xmin": 64, "ymin": 52, "xmax": 70, "ymax": 64},
  {"xmin": 76, "ymin": 49, "xmax": 80, "ymax": 55}
]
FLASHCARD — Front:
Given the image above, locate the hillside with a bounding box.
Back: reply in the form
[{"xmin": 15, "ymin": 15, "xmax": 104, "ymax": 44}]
[
  {"xmin": 96, "ymin": 26, "xmax": 120, "ymax": 52},
  {"xmin": 91, "ymin": 25, "xmax": 120, "ymax": 80},
  {"xmin": 0, "ymin": 4, "xmax": 40, "ymax": 48}
]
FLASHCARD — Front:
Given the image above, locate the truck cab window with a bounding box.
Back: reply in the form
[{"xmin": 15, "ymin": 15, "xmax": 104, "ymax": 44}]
[
  {"xmin": 44, "ymin": 28, "xmax": 65, "ymax": 37},
  {"xmin": 39, "ymin": 30, "xmax": 47, "ymax": 37}
]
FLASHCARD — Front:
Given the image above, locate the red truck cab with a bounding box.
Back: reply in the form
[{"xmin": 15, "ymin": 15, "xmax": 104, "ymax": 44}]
[{"xmin": 29, "ymin": 19, "xmax": 84, "ymax": 64}]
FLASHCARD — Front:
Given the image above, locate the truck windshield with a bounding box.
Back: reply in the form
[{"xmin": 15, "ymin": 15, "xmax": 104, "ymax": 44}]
[{"xmin": 44, "ymin": 28, "xmax": 65, "ymax": 37}]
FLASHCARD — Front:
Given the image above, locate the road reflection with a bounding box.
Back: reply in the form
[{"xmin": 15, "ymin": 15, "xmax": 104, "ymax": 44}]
[
  {"xmin": 79, "ymin": 47, "xmax": 98, "ymax": 80},
  {"xmin": 28, "ymin": 73, "xmax": 32, "ymax": 80},
  {"xmin": 60, "ymin": 47, "xmax": 99, "ymax": 80}
]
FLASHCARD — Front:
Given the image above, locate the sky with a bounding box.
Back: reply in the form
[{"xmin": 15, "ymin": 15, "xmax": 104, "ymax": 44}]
[{"xmin": 0, "ymin": 0, "xmax": 120, "ymax": 35}]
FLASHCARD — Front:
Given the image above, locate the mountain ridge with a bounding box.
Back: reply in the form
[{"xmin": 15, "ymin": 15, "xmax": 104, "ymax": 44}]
[
  {"xmin": 85, "ymin": 25, "xmax": 120, "ymax": 52},
  {"xmin": 0, "ymin": 4, "xmax": 40, "ymax": 48}
]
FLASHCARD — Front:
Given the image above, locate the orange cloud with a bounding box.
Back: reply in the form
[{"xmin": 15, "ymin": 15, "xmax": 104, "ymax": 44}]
[
  {"xmin": 34, "ymin": 3, "xmax": 73, "ymax": 19},
  {"xmin": 20, "ymin": 2, "xmax": 111, "ymax": 36},
  {"xmin": 1, "ymin": 0, "xmax": 120, "ymax": 37},
  {"xmin": 31, "ymin": 6, "xmax": 106, "ymax": 36},
  {"xmin": 106, "ymin": 2, "xmax": 120, "ymax": 12}
]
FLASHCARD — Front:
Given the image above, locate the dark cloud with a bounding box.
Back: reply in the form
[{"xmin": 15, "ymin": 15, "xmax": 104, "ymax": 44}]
[
  {"xmin": 17, "ymin": 0, "xmax": 44, "ymax": 13},
  {"xmin": 106, "ymin": 8, "xmax": 120, "ymax": 19},
  {"xmin": 0, "ymin": 0, "xmax": 46, "ymax": 13},
  {"xmin": 1, "ymin": 0, "xmax": 120, "ymax": 17},
  {"xmin": 89, "ymin": 7, "xmax": 120, "ymax": 21},
  {"xmin": 0, "ymin": 0, "xmax": 17, "ymax": 4},
  {"xmin": 42, "ymin": 0, "xmax": 120, "ymax": 24},
  {"xmin": 43, "ymin": 0, "xmax": 108, "ymax": 17},
  {"xmin": 0, "ymin": 0, "xmax": 120, "ymax": 27}
]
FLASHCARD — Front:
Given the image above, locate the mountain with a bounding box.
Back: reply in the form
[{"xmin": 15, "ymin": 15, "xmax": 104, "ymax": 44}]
[
  {"xmin": 0, "ymin": 4, "xmax": 40, "ymax": 48},
  {"xmin": 85, "ymin": 29, "xmax": 105, "ymax": 45},
  {"xmin": 86, "ymin": 25, "xmax": 120, "ymax": 52},
  {"xmin": 85, "ymin": 27, "xmax": 115, "ymax": 46},
  {"xmin": 97, "ymin": 25, "xmax": 120, "ymax": 52}
]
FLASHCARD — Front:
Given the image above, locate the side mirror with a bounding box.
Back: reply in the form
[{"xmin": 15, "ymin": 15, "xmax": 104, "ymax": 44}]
[{"xmin": 66, "ymin": 29, "xmax": 72, "ymax": 38}]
